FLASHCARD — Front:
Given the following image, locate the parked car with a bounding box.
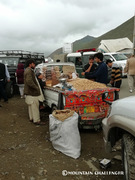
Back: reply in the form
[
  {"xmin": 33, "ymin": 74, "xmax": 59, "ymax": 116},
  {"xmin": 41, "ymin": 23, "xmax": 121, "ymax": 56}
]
[
  {"xmin": 0, "ymin": 50, "xmax": 45, "ymax": 97},
  {"xmin": 102, "ymin": 93, "xmax": 135, "ymax": 180}
]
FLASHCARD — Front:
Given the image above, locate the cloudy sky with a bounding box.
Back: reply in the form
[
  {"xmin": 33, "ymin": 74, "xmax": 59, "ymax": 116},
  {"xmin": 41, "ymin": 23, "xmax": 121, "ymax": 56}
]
[{"xmin": 0, "ymin": 0, "xmax": 134, "ymax": 56}]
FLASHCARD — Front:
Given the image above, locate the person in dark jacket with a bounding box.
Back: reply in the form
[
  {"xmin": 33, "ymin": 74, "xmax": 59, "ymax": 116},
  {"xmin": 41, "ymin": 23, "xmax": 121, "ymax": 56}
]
[
  {"xmin": 36, "ymin": 72, "xmax": 46, "ymax": 110},
  {"xmin": 16, "ymin": 63, "xmax": 24, "ymax": 98},
  {"xmin": 0, "ymin": 63, "xmax": 10, "ymax": 102},
  {"xmin": 36, "ymin": 73, "xmax": 45, "ymax": 92},
  {"xmin": 83, "ymin": 55, "xmax": 98, "ymax": 80},
  {"xmin": 81, "ymin": 52, "xmax": 108, "ymax": 84},
  {"xmin": 106, "ymin": 59, "xmax": 113, "ymax": 84}
]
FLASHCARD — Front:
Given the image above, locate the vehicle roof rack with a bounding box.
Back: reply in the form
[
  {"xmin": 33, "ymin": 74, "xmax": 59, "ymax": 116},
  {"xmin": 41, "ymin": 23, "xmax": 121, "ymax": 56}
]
[{"xmin": 0, "ymin": 50, "xmax": 44, "ymax": 59}]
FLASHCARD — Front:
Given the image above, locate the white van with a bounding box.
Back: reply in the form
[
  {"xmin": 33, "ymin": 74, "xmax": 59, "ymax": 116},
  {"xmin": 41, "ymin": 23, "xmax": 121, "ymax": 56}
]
[
  {"xmin": 67, "ymin": 51, "xmax": 128, "ymax": 77},
  {"xmin": 67, "ymin": 51, "xmax": 96, "ymax": 77},
  {"xmin": 103, "ymin": 52, "xmax": 128, "ymax": 77}
]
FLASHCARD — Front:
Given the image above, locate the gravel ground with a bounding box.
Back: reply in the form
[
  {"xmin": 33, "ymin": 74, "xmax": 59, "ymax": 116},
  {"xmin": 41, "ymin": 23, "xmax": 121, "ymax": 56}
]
[{"xmin": 0, "ymin": 96, "xmax": 124, "ymax": 180}]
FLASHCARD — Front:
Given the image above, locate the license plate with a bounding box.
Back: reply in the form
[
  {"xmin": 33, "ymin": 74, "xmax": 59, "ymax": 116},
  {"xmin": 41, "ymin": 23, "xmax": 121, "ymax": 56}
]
[{"xmin": 84, "ymin": 106, "xmax": 95, "ymax": 113}]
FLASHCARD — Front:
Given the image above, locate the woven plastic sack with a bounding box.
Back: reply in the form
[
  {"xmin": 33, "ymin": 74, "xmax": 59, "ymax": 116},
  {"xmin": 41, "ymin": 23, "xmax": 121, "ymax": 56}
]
[{"xmin": 49, "ymin": 111, "xmax": 81, "ymax": 159}]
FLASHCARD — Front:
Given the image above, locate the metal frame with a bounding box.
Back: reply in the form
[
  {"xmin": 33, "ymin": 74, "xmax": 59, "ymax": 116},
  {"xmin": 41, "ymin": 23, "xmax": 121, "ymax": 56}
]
[{"xmin": 0, "ymin": 50, "xmax": 44, "ymax": 59}]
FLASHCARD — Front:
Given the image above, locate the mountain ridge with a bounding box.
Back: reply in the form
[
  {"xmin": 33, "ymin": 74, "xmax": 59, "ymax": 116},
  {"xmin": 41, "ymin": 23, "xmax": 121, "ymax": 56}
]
[{"xmin": 49, "ymin": 16, "xmax": 134, "ymax": 58}]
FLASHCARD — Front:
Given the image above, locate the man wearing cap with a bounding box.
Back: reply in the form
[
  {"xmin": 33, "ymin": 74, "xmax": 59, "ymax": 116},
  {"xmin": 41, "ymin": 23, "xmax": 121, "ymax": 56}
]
[{"xmin": 24, "ymin": 59, "xmax": 45, "ymax": 125}]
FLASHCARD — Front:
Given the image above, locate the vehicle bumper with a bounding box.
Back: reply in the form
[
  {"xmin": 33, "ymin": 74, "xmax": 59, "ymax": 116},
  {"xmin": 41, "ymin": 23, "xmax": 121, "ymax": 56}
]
[
  {"xmin": 79, "ymin": 117, "xmax": 103, "ymax": 130},
  {"xmin": 102, "ymin": 117, "xmax": 112, "ymax": 152}
]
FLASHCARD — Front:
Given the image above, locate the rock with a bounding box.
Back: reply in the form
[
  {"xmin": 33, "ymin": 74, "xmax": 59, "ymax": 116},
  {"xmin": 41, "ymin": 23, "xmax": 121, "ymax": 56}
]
[
  {"xmin": 43, "ymin": 169, "xmax": 47, "ymax": 175},
  {"xmin": 91, "ymin": 157, "xmax": 97, "ymax": 162},
  {"xmin": 21, "ymin": 173, "xmax": 25, "ymax": 179},
  {"xmin": 38, "ymin": 168, "xmax": 47, "ymax": 176},
  {"xmin": 30, "ymin": 177, "xmax": 35, "ymax": 180},
  {"xmin": 113, "ymin": 155, "xmax": 122, "ymax": 161}
]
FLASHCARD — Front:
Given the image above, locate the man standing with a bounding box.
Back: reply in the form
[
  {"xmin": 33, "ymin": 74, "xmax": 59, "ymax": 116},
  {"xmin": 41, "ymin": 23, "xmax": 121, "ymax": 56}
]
[
  {"xmin": 124, "ymin": 55, "xmax": 135, "ymax": 93},
  {"xmin": 110, "ymin": 63, "xmax": 122, "ymax": 88},
  {"xmin": 0, "ymin": 63, "xmax": 10, "ymax": 102},
  {"xmin": 81, "ymin": 52, "xmax": 108, "ymax": 84},
  {"xmin": 24, "ymin": 59, "xmax": 44, "ymax": 125}
]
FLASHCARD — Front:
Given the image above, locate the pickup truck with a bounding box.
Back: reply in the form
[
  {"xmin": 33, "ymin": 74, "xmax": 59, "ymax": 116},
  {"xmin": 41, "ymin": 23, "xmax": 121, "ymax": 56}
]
[
  {"xmin": 102, "ymin": 94, "xmax": 135, "ymax": 180},
  {"xmin": 35, "ymin": 62, "xmax": 119, "ymax": 130}
]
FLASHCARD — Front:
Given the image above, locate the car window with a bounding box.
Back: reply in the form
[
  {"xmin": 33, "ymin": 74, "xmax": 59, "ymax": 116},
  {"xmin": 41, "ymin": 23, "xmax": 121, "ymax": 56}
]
[
  {"xmin": 103, "ymin": 55, "xmax": 113, "ymax": 63},
  {"xmin": 0, "ymin": 57, "xmax": 19, "ymax": 66},
  {"xmin": 112, "ymin": 54, "xmax": 127, "ymax": 61}
]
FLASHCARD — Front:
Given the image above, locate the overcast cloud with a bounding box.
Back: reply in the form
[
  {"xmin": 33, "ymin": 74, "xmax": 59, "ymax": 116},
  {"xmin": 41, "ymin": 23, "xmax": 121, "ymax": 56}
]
[{"xmin": 0, "ymin": 0, "xmax": 134, "ymax": 56}]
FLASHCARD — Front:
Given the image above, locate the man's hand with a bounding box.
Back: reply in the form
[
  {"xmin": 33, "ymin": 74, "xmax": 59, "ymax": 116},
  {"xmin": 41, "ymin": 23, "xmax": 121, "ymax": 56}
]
[
  {"xmin": 110, "ymin": 80, "xmax": 113, "ymax": 85},
  {"xmin": 81, "ymin": 72, "xmax": 85, "ymax": 76},
  {"xmin": 89, "ymin": 62, "xmax": 93, "ymax": 66}
]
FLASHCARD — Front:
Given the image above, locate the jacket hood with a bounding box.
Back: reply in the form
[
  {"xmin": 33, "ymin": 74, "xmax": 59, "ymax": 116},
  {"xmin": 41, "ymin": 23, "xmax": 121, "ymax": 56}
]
[{"xmin": 17, "ymin": 63, "xmax": 24, "ymax": 70}]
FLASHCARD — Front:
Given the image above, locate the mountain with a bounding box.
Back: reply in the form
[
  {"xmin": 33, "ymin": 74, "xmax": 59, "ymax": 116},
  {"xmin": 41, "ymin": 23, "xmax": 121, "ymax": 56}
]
[
  {"xmin": 49, "ymin": 35, "xmax": 95, "ymax": 58},
  {"xmin": 49, "ymin": 16, "xmax": 134, "ymax": 58},
  {"xmin": 73, "ymin": 35, "xmax": 95, "ymax": 51},
  {"xmin": 76, "ymin": 16, "xmax": 134, "ymax": 51}
]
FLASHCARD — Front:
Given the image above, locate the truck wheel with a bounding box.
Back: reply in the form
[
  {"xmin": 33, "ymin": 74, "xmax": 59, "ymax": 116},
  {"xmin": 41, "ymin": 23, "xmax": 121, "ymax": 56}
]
[
  {"xmin": 122, "ymin": 134, "xmax": 135, "ymax": 180},
  {"xmin": 51, "ymin": 105, "xmax": 57, "ymax": 113},
  {"xmin": 5, "ymin": 81, "xmax": 14, "ymax": 98}
]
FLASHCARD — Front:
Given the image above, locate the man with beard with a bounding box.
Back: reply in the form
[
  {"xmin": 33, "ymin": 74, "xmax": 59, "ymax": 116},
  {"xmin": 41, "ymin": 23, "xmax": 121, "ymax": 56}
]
[{"xmin": 24, "ymin": 59, "xmax": 45, "ymax": 125}]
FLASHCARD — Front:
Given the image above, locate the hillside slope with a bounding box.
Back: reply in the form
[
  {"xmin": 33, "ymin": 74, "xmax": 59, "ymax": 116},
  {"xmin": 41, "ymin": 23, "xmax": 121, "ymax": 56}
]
[
  {"xmin": 79, "ymin": 16, "xmax": 134, "ymax": 51},
  {"xmin": 49, "ymin": 16, "xmax": 134, "ymax": 57}
]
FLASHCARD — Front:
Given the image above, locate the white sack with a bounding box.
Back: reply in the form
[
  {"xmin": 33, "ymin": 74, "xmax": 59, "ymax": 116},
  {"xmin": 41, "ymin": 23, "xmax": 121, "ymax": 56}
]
[{"xmin": 49, "ymin": 112, "xmax": 81, "ymax": 159}]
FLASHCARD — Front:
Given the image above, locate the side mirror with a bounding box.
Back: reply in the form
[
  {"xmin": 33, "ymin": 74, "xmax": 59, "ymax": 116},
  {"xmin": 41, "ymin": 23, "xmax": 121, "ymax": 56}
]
[
  {"xmin": 102, "ymin": 92, "xmax": 108, "ymax": 100},
  {"xmin": 102, "ymin": 92, "xmax": 112, "ymax": 105}
]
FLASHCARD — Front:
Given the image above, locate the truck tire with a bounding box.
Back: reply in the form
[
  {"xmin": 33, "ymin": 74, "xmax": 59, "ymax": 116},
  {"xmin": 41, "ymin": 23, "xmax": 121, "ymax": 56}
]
[
  {"xmin": 122, "ymin": 133, "xmax": 135, "ymax": 180},
  {"xmin": 5, "ymin": 81, "xmax": 14, "ymax": 98}
]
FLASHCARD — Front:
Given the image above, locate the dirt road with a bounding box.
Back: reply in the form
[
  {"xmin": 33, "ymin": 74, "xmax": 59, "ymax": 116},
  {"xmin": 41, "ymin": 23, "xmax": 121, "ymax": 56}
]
[{"xmin": 0, "ymin": 95, "xmax": 124, "ymax": 180}]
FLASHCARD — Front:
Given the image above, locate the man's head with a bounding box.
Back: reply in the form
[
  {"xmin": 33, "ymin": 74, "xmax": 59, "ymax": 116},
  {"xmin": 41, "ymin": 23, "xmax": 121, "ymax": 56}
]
[
  {"xmin": 106, "ymin": 59, "xmax": 113, "ymax": 68},
  {"xmin": 89, "ymin": 55, "xmax": 94, "ymax": 63},
  {"xmin": 36, "ymin": 72, "xmax": 43, "ymax": 79},
  {"xmin": 93, "ymin": 52, "xmax": 103, "ymax": 63},
  {"xmin": 26, "ymin": 59, "xmax": 36, "ymax": 69}
]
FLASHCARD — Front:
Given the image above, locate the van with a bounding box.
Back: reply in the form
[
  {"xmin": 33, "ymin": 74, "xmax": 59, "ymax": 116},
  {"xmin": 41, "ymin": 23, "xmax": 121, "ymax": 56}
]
[{"xmin": 67, "ymin": 51, "xmax": 96, "ymax": 77}]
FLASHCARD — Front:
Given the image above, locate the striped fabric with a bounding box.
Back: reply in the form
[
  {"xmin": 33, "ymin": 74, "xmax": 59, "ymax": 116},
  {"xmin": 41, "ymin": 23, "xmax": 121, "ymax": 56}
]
[{"xmin": 111, "ymin": 67, "xmax": 122, "ymax": 82}]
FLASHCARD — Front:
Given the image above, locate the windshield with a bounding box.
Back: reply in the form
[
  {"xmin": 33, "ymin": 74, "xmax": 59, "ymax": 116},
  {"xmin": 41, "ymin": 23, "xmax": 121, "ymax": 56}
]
[
  {"xmin": 112, "ymin": 54, "xmax": 127, "ymax": 61},
  {"xmin": 0, "ymin": 57, "xmax": 19, "ymax": 66},
  {"xmin": 83, "ymin": 55, "xmax": 90, "ymax": 65}
]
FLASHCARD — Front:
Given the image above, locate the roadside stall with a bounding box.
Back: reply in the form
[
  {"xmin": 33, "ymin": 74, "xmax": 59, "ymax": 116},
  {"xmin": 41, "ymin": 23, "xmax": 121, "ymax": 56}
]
[{"xmin": 35, "ymin": 62, "xmax": 119, "ymax": 130}]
